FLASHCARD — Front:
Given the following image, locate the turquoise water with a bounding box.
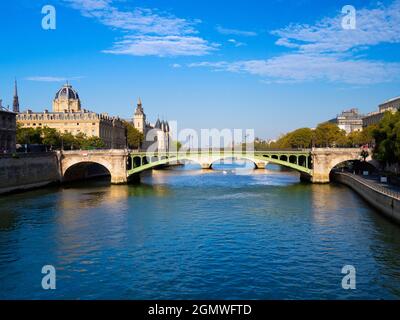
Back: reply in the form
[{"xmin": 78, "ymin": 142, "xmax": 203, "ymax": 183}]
[{"xmin": 0, "ymin": 163, "xmax": 400, "ymax": 299}]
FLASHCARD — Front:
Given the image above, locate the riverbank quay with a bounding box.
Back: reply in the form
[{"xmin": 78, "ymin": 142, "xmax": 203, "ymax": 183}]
[
  {"xmin": 0, "ymin": 152, "xmax": 61, "ymax": 195},
  {"xmin": 333, "ymin": 172, "xmax": 400, "ymax": 224}
]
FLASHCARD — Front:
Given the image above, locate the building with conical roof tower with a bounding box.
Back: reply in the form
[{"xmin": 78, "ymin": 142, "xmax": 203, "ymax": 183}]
[
  {"xmin": 133, "ymin": 98, "xmax": 146, "ymax": 134},
  {"xmin": 131, "ymin": 99, "xmax": 170, "ymax": 151}
]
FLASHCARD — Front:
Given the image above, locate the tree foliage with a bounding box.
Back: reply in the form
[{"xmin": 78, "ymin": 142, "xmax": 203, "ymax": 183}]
[
  {"xmin": 372, "ymin": 111, "xmax": 400, "ymax": 165},
  {"xmin": 123, "ymin": 121, "xmax": 144, "ymax": 149},
  {"xmin": 16, "ymin": 125, "xmax": 106, "ymax": 150},
  {"xmin": 263, "ymin": 122, "xmax": 376, "ymax": 150},
  {"xmin": 314, "ymin": 123, "xmax": 347, "ymax": 147}
]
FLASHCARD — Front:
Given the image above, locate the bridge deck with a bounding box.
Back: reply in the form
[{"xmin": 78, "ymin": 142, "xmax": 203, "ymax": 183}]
[{"xmin": 127, "ymin": 151, "xmax": 313, "ymax": 176}]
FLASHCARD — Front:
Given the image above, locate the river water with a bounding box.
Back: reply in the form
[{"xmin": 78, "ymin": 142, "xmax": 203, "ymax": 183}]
[{"xmin": 0, "ymin": 162, "xmax": 400, "ymax": 300}]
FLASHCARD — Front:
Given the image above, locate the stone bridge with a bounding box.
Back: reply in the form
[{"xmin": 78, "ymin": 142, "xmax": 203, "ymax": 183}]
[{"xmin": 59, "ymin": 148, "xmax": 374, "ymax": 184}]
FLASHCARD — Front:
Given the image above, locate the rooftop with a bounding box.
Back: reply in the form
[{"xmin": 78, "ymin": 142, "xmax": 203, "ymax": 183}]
[{"xmin": 380, "ymin": 96, "xmax": 400, "ymax": 105}]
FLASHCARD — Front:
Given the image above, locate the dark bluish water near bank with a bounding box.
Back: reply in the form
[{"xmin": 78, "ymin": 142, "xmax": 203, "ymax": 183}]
[{"xmin": 1, "ymin": 162, "xmax": 400, "ymax": 299}]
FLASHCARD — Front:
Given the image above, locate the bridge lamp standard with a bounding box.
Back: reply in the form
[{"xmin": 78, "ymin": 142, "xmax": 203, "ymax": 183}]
[{"xmin": 244, "ymin": 134, "xmax": 250, "ymax": 152}]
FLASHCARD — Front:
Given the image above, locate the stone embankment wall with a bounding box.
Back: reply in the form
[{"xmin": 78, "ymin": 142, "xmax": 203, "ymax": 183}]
[
  {"xmin": 0, "ymin": 153, "xmax": 61, "ymax": 194},
  {"xmin": 333, "ymin": 172, "xmax": 400, "ymax": 224}
]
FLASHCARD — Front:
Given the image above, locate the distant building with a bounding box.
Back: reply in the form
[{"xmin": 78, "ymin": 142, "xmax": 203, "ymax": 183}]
[
  {"xmin": 329, "ymin": 108, "xmax": 364, "ymax": 134},
  {"xmin": 0, "ymin": 103, "xmax": 16, "ymax": 153},
  {"xmin": 379, "ymin": 96, "xmax": 400, "ymax": 112},
  {"xmin": 363, "ymin": 96, "xmax": 400, "ymax": 128},
  {"xmin": 17, "ymin": 83, "xmax": 126, "ymax": 149},
  {"xmin": 132, "ymin": 98, "xmax": 170, "ymax": 151}
]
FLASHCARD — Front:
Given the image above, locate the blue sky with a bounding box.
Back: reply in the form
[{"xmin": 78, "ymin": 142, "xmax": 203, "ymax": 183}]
[{"xmin": 1, "ymin": 0, "xmax": 400, "ymax": 139}]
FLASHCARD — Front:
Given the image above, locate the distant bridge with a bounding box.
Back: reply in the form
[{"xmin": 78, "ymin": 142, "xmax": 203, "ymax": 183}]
[{"xmin": 59, "ymin": 148, "xmax": 372, "ymax": 184}]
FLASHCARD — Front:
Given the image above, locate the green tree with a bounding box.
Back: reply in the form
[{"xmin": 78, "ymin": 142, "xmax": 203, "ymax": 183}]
[
  {"xmin": 314, "ymin": 123, "xmax": 347, "ymax": 147},
  {"xmin": 71, "ymin": 133, "xmax": 106, "ymax": 150},
  {"xmin": 84, "ymin": 136, "xmax": 106, "ymax": 149},
  {"xmin": 73, "ymin": 132, "xmax": 88, "ymax": 149},
  {"xmin": 16, "ymin": 125, "xmax": 42, "ymax": 144},
  {"xmin": 345, "ymin": 125, "xmax": 376, "ymax": 147},
  {"xmin": 286, "ymin": 128, "xmax": 314, "ymax": 148},
  {"xmin": 269, "ymin": 128, "xmax": 314, "ymax": 149},
  {"xmin": 372, "ymin": 111, "xmax": 400, "ymax": 165},
  {"xmin": 41, "ymin": 127, "xmax": 61, "ymax": 149},
  {"xmin": 60, "ymin": 132, "xmax": 76, "ymax": 150},
  {"xmin": 123, "ymin": 121, "xmax": 144, "ymax": 149}
]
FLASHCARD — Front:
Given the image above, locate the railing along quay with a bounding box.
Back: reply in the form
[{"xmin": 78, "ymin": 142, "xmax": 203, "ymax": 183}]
[{"xmin": 336, "ymin": 172, "xmax": 400, "ymax": 200}]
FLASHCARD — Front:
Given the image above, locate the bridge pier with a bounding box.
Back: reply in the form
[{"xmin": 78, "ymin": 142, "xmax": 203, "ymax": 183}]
[
  {"xmin": 111, "ymin": 175, "xmax": 128, "ymax": 185},
  {"xmin": 310, "ymin": 173, "xmax": 330, "ymax": 183},
  {"xmin": 309, "ymin": 148, "xmax": 368, "ymax": 184},
  {"xmin": 255, "ymin": 162, "xmax": 267, "ymax": 169},
  {"xmin": 201, "ymin": 163, "xmax": 212, "ymax": 169}
]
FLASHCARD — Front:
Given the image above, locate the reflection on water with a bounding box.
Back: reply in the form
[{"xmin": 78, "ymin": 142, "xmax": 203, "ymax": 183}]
[{"xmin": 0, "ymin": 161, "xmax": 400, "ymax": 299}]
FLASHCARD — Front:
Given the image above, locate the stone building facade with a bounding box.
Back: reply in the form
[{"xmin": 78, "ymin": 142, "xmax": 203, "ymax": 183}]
[
  {"xmin": 17, "ymin": 83, "xmax": 126, "ymax": 149},
  {"xmin": 363, "ymin": 96, "xmax": 400, "ymax": 128},
  {"xmin": 132, "ymin": 99, "xmax": 170, "ymax": 151},
  {"xmin": 329, "ymin": 108, "xmax": 364, "ymax": 134},
  {"xmin": 0, "ymin": 106, "xmax": 16, "ymax": 153}
]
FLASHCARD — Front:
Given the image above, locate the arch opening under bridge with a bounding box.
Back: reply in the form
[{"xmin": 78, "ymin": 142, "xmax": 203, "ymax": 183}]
[
  {"xmin": 63, "ymin": 161, "xmax": 112, "ymax": 183},
  {"xmin": 126, "ymin": 152, "xmax": 313, "ymax": 178}
]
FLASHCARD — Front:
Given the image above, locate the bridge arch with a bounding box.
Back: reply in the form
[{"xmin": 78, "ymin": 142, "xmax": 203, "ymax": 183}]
[
  {"xmin": 63, "ymin": 161, "xmax": 112, "ymax": 182},
  {"xmin": 327, "ymin": 155, "xmax": 378, "ymax": 176},
  {"xmin": 310, "ymin": 148, "xmax": 377, "ymax": 183},
  {"xmin": 208, "ymin": 155, "xmax": 264, "ymax": 169},
  {"xmin": 60, "ymin": 150, "xmax": 128, "ymax": 184}
]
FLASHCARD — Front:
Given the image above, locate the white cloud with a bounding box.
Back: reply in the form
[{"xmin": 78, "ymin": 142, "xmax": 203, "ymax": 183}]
[
  {"xmin": 189, "ymin": 54, "xmax": 400, "ymax": 84},
  {"xmin": 103, "ymin": 35, "xmax": 218, "ymax": 57},
  {"xmin": 216, "ymin": 25, "xmax": 257, "ymax": 37},
  {"xmin": 227, "ymin": 39, "xmax": 246, "ymax": 47},
  {"xmin": 64, "ymin": 0, "xmax": 215, "ymax": 56},
  {"xmin": 171, "ymin": 63, "xmax": 182, "ymax": 68},
  {"xmin": 191, "ymin": 1, "xmax": 400, "ymax": 85},
  {"xmin": 272, "ymin": 1, "xmax": 400, "ymax": 53}
]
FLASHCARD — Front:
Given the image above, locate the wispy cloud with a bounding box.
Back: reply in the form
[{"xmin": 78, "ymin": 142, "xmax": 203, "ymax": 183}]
[
  {"xmin": 191, "ymin": 1, "xmax": 400, "ymax": 85},
  {"xmin": 103, "ymin": 35, "xmax": 218, "ymax": 57},
  {"xmin": 227, "ymin": 39, "xmax": 246, "ymax": 47},
  {"xmin": 189, "ymin": 55, "xmax": 400, "ymax": 84},
  {"xmin": 216, "ymin": 25, "xmax": 257, "ymax": 37},
  {"xmin": 272, "ymin": 1, "xmax": 400, "ymax": 54},
  {"xmin": 25, "ymin": 76, "xmax": 84, "ymax": 82},
  {"xmin": 64, "ymin": 0, "xmax": 216, "ymax": 57}
]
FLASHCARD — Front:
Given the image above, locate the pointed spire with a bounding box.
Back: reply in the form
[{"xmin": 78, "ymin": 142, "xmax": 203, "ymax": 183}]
[
  {"xmin": 134, "ymin": 96, "xmax": 144, "ymax": 116},
  {"xmin": 155, "ymin": 116, "xmax": 161, "ymax": 129},
  {"xmin": 13, "ymin": 78, "xmax": 20, "ymax": 113}
]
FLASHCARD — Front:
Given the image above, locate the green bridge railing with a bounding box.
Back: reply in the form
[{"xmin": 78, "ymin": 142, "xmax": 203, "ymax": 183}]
[{"xmin": 127, "ymin": 150, "xmax": 313, "ymax": 176}]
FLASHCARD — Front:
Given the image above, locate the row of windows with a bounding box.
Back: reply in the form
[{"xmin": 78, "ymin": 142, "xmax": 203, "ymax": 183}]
[{"xmin": 21, "ymin": 122, "xmax": 97, "ymax": 126}]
